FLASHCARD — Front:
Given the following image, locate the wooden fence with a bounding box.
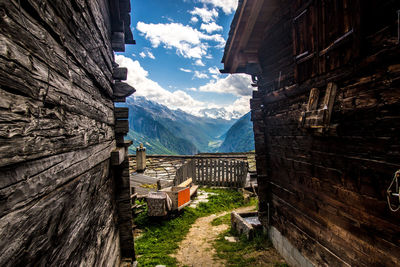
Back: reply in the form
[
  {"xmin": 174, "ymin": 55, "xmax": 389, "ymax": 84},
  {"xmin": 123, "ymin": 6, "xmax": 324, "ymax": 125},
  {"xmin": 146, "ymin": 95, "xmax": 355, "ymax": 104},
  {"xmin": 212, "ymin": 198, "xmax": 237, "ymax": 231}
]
[
  {"xmin": 174, "ymin": 159, "xmax": 196, "ymax": 186},
  {"xmin": 174, "ymin": 158, "xmax": 248, "ymax": 188}
]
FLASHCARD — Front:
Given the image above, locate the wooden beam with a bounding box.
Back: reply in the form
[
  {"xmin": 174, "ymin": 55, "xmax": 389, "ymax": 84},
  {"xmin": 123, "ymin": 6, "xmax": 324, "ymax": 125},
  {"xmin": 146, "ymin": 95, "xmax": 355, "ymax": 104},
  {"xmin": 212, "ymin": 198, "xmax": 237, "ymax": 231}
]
[
  {"xmin": 223, "ymin": 0, "xmax": 247, "ymax": 67},
  {"xmin": 112, "ymin": 32, "xmax": 125, "ymax": 52},
  {"xmin": 112, "ymin": 96, "xmax": 126, "ymax": 103},
  {"xmin": 113, "ymin": 81, "xmax": 136, "ymax": 98},
  {"xmin": 115, "ymin": 134, "xmax": 125, "ymax": 146},
  {"xmin": 111, "ymin": 147, "xmax": 126, "ymax": 166},
  {"xmin": 115, "ymin": 120, "xmax": 129, "ymax": 134},
  {"xmin": 115, "ymin": 107, "xmax": 129, "ymax": 119},
  {"xmin": 306, "ymin": 88, "xmax": 319, "ymax": 111},
  {"xmin": 113, "ymin": 67, "xmax": 128, "ymax": 80},
  {"xmin": 231, "ymin": 0, "xmax": 265, "ymax": 72},
  {"xmin": 177, "ymin": 178, "xmax": 192, "ymax": 188},
  {"xmin": 121, "ymin": 140, "xmax": 133, "ymax": 147},
  {"xmin": 322, "ymin": 82, "xmax": 337, "ymax": 125},
  {"xmin": 119, "ymin": 0, "xmax": 131, "ymax": 12}
]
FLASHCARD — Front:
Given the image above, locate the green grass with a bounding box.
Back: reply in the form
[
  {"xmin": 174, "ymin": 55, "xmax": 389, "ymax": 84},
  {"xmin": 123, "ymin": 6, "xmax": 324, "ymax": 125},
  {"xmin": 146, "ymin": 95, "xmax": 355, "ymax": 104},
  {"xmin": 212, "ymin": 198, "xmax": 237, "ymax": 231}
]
[
  {"xmin": 134, "ymin": 188, "xmax": 255, "ymax": 266},
  {"xmin": 214, "ymin": 229, "xmax": 288, "ymax": 267},
  {"xmin": 211, "ymin": 213, "xmax": 231, "ymax": 226}
]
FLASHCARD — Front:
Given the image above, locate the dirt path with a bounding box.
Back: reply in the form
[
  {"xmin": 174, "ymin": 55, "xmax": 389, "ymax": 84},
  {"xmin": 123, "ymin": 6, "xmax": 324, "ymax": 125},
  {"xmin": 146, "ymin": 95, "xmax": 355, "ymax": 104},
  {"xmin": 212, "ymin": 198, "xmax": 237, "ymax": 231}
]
[{"xmin": 172, "ymin": 206, "xmax": 256, "ymax": 267}]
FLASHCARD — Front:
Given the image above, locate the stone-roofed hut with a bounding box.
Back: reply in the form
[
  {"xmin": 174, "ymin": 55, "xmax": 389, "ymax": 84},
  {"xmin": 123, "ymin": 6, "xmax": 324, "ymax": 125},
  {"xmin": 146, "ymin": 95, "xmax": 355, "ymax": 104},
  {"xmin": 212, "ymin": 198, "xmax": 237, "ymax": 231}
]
[
  {"xmin": 1, "ymin": 0, "xmax": 136, "ymax": 265},
  {"xmin": 222, "ymin": 0, "xmax": 400, "ymax": 266}
]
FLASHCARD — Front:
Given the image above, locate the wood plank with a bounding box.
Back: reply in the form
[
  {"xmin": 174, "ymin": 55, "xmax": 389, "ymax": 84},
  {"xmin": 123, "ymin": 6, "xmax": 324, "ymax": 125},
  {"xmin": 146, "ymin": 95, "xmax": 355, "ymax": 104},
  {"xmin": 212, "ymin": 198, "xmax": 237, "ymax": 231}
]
[
  {"xmin": 190, "ymin": 185, "xmax": 199, "ymax": 197},
  {"xmin": 228, "ymin": 161, "xmax": 232, "ymax": 186},
  {"xmin": 112, "ymin": 96, "xmax": 126, "ymax": 102},
  {"xmin": 177, "ymin": 178, "xmax": 192, "ymax": 188},
  {"xmin": 191, "ymin": 160, "xmax": 196, "ymax": 183},
  {"xmin": 0, "ymin": 159, "xmax": 120, "ymax": 266},
  {"xmin": 211, "ymin": 159, "xmax": 215, "ymax": 186},
  {"xmin": 115, "ymin": 120, "xmax": 129, "ymax": 134},
  {"xmin": 322, "ymin": 82, "xmax": 337, "ymax": 125},
  {"xmin": 217, "ymin": 159, "xmax": 221, "ymax": 186},
  {"xmin": 111, "ymin": 147, "xmax": 126, "ymax": 166},
  {"xmin": 232, "ymin": 161, "xmax": 236, "ymax": 187},
  {"xmin": 223, "ymin": 0, "xmax": 248, "ymax": 70},
  {"xmin": 195, "ymin": 159, "xmax": 199, "ymax": 184},
  {"xmin": 235, "ymin": 161, "xmax": 240, "ymax": 188},
  {"xmin": 205, "ymin": 159, "xmax": 209, "ymax": 185},
  {"xmin": 224, "ymin": 161, "xmax": 227, "ymax": 186},
  {"xmin": 0, "ymin": 44, "xmax": 114, "ymax": 125},
  {"xmin": 214, "ymin": 159, "xmax": 217, "ymax": 186},
  {"xmin": 227, "ymin": 160, "xmax": 230, "ymax": 187},
  {"xmin": 220, "ymin": 160, "xmax": 223, "ymax": 187},
  {"xmin": 113, "ymin": 81, "xmax": 136, "ymax": 98},
  {"xmin": 114, "ymin": 107, "xmax": 129, "ymax": 119},
  {"xmin": 56, "ymin": 0, "xmax": 114, "ymax": 72},
  {"xmin": 231, "ymin": 161, "xmax": 234, "ymax": 187},
  {"xmin": 20, "ymin": 0, "xmax": 114, "ymax": 96},
  {"xmin": 113, "ymin": 67, "xmax": 128, "ymax": 80},
  {"xmin": 0, "ymin": 89, "xmax": 114, "ymax": 168},
  {"xmin": 271, "ymin": 193, "xmax": 399, "ymax": 266},
  {"xmin": 236, "ymin": 161, "xmax": 240, "ymax": 188},
  {"xmin": 112, "ymin": 31, "xmax": 125, "ymax": 52},
  {"xmin": 201, "ymin": 158, "xmax": 204, "ymax": 185},
  {"xmin": 231, "ymin": 0, "xmax": 265, "ymax": 72},
  {"xmin": 0, "ymin": 140, "xmax": 115, "ymax": 216},
  {"xmin": 306, "ymin": 88, "xmax": 320, "ymax": 111}
]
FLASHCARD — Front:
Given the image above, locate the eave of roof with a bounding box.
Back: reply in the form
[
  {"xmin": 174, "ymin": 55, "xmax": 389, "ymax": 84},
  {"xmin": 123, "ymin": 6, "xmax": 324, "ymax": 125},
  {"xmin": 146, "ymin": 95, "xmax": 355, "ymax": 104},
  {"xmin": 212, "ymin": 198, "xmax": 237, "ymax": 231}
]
[{"xmin": 221, "ymin": 0, "xmax": 278, "ymax": 74}]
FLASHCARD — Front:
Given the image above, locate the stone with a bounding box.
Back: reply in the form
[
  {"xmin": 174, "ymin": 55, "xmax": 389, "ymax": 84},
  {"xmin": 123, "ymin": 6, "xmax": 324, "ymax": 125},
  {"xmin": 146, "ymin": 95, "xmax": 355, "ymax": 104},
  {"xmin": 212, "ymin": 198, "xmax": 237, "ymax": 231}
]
[{"xmin": 224, "ymin": 236, "xmax": 239, "ymax": 242}]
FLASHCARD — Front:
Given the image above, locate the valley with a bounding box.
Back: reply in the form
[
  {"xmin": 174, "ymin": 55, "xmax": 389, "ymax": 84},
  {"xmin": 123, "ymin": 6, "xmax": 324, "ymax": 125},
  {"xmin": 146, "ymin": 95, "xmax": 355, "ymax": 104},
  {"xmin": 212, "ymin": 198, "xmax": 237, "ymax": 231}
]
[{"xmin": 117, "ymin": 97, "xmax": 255, "ymax": 154}]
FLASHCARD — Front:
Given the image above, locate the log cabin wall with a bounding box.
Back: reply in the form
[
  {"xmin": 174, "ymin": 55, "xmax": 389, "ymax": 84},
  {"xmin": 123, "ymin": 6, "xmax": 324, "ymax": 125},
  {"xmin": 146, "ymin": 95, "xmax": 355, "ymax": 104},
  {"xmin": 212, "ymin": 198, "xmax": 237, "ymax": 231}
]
[
  {"xmin": 0, "ymin": 0, "xmax": 134, "ymax": 265},
  {"xmin": 251, "ymin": 0, "xmax": 400, "ymax": 266}
]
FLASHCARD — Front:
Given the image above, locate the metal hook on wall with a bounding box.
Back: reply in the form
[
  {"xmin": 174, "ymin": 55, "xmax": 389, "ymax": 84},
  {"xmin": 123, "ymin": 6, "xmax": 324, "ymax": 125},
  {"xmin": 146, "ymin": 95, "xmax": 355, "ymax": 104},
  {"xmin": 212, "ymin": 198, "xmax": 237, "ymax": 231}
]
[{"xmin": 387, "ymin": 170, "xmax": 400, "ymax": 212}]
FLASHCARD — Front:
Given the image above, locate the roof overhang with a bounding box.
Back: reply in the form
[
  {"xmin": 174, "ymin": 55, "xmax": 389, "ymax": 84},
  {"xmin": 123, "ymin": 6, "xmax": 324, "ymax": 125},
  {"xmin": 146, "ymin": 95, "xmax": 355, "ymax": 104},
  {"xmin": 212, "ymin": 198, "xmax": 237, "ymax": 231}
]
[{"xmin": 221, "ymin": 0, "xmax": 279, "ymax": 74}]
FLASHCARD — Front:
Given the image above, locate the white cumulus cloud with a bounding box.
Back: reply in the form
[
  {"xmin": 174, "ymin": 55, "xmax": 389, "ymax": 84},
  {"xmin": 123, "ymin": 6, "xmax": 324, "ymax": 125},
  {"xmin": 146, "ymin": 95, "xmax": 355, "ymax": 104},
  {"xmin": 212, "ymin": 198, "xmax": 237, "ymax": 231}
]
[
  {"xmin": 147, "ymin": 51, "xmax": 155, "ymax": 59},
  {"xmin": 200, "ymin": 22, "xmax": 223, "ymax": 33},
  {"xmin": 194, "ymin": 59, "xmax": 205, "ymax": 66},
  {"xmin": 136, "ymin": 22, "xmax": 225, "ymax": 59},
  {"xmin": 139, "ymin": 50, "xmax": 156, "ymax": 59},
  {"xmin": 224, "ymin": 95, "xmax": 251, "ymax": 115},
  {"xmin": 198, "ymin": 0, "xmax": 238, "ymax": 14},
  {"xmin": 199, "ymin": 74, "xmax": 253, "ymax": 96},
  {"xmin": 115, "ymin": 55, "xmax": 205, "ymax": 113},
  {"xmin": 115, "ymin": 55, "xmax": 251, "ymax": 119},
  {"xmin": 193, "ymin": 71, "xmax": 209, "ymax": 79},
  {"xmin": 179, "ymin": 68, "xmax": 192, "ymax": 73},
  {"xmin": 189, "ymin": 7, "xmax": 218, "ymax": 23},
  {"xmin": 190, "ymin": 16, "xmax": 199, "ymax": 24},
  {"xmin": 208, "ymin": 66, "xmax": 220, "ymax": 74}
]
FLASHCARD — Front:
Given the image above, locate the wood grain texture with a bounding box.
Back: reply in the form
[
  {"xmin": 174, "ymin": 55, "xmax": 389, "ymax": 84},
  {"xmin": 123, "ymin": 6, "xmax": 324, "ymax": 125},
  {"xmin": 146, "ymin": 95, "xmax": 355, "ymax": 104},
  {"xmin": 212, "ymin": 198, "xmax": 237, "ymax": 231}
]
[
  {"xmin": 250, "ymin": 0, "xmax": 400, "ymax": 266},
  {"xmin": 0, "ymin": 159, "xmax": 120, "ymax": 267},
  {"xmin": 0, "ymin": 0, "xmax": 134, "ymax": 264},
  {"xmin": 0, "ymin": 89, "xmax": 114, "ymax": 167}
]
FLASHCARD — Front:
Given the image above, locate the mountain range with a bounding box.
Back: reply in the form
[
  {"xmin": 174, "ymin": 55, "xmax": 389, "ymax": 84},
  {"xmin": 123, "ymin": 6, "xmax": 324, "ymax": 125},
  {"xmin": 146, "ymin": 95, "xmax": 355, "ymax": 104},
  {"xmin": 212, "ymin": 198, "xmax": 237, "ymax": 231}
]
[
  {"xmin": 218, "ymin": 112, "xmax": 255, "ymax": 153},
  {"xmin": 118, "ymin": 97, "xmax": 255, "ymax": 155}
]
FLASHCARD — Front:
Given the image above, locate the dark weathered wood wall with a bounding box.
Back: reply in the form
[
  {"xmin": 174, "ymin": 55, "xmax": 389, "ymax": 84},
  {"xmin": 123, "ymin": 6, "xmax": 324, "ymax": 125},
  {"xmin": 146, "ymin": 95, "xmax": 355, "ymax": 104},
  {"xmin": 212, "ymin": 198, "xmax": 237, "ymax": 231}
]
[
  {"xmin": 0, "ymin": 0, "xmax": 124, "ymax": 265},
  {"xmin": 252, "ymin": 0, "xmax": 400, "ymax": 266}
]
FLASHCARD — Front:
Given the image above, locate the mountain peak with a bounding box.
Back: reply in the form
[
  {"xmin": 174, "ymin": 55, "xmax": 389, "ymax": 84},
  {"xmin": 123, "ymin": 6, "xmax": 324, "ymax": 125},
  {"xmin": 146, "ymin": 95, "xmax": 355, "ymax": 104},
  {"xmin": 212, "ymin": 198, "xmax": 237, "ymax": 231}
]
[
  {"xmin": 198, "ymin": 107, "xmax": 242, "ymax": 120},
  {"xmin": 127, "ymin": 96, "xmax": 242, "ymax": 121}
]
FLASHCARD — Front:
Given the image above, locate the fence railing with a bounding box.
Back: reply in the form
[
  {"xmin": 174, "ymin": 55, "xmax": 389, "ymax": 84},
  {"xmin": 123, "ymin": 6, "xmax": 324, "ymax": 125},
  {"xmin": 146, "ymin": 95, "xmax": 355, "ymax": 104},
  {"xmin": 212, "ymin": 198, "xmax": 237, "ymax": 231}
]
[
  {"xmin": 174, "ymin": 159, "xmax": 196, "ymax": 186},
  {"xmin": 174, "ymin": 158, "xmax": 248, "ymax": 188}
]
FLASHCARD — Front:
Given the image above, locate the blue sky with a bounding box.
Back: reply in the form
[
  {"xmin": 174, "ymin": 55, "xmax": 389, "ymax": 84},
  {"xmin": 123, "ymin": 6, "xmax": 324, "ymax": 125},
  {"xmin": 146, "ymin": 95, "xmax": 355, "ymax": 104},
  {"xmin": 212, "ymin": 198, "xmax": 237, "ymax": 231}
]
[{"xmin": 116, "ymin": 0, "xmax": 253, "ymax": 119}]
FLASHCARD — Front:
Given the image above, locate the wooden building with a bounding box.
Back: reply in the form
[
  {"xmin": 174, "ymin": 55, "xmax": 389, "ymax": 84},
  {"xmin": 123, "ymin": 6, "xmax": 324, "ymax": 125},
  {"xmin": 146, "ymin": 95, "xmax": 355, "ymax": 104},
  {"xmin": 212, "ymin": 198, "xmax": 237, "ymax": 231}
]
[
  {"xmin": 0, "ymin": 0, "xmax": 136, "ymax": 265},
  {"xmin": 222, "ymin": 0, "xmax": 400, "ymax": 266}
]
